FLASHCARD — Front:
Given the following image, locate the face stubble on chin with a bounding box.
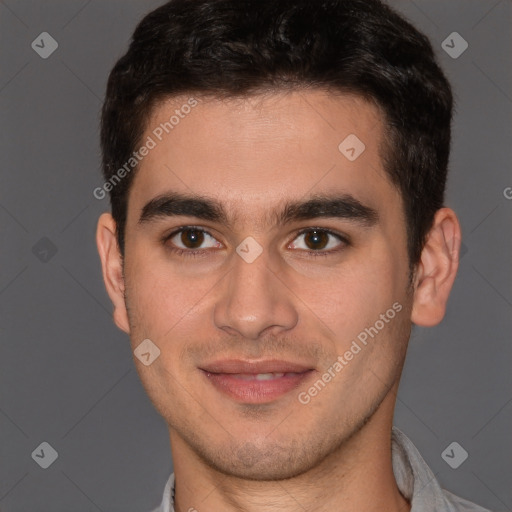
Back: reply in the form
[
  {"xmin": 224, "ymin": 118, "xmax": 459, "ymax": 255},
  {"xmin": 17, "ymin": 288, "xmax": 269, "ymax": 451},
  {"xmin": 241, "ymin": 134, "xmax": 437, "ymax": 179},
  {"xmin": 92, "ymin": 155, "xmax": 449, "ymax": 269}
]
[{"xmin": 120, "ymin": 90, "xmax": 415, "ymax": 481}]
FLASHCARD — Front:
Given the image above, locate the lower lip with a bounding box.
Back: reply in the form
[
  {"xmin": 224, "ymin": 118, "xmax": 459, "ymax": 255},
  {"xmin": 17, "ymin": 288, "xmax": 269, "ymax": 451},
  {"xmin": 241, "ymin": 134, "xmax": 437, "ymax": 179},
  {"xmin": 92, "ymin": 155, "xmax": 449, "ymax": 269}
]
[{"xmin": 201, "ymin": 370, "xmax": 315, "ymax": 403}]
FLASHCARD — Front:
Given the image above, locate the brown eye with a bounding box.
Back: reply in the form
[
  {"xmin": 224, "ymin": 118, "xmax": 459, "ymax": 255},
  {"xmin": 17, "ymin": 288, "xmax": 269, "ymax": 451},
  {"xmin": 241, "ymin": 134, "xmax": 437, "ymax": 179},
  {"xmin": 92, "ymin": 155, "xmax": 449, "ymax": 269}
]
[
  {"xmin": 289, "ymin": 228, "xmax": 346, "ymax": 254},
  {"xmin": 179, "ymin": 228, "xmax": 205, "ymax": 249},
  {"xmin": 165, "ymin": 227, "xmax": 222, "ymax": 254},
  {"xmin": 303, "ymin": 230, "xmax": 329, "ymax": 250}
]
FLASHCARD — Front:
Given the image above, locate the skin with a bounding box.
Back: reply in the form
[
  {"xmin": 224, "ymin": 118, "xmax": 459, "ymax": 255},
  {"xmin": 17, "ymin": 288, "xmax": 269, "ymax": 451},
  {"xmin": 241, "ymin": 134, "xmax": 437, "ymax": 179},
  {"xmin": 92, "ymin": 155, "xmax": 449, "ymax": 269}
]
[{"xmin": 96, "ymin": 90, "xmax": 461, "ymax": 512}]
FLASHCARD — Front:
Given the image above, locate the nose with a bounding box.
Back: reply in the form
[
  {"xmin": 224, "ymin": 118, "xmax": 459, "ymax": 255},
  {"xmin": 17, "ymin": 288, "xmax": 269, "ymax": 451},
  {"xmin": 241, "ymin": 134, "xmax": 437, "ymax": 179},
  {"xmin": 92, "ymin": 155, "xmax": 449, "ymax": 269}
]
[{"xmin": 213, "ymin": 246, "xmax": 298, "ymax": 340}]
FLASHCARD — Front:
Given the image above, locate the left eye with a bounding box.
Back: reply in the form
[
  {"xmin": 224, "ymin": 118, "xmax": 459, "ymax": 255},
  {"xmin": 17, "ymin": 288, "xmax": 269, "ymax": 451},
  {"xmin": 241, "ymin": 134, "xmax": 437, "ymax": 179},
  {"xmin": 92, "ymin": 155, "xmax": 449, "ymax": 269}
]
[{"xmin": 289, "ymin": 229, "xmax": 345, "ymax": 252}]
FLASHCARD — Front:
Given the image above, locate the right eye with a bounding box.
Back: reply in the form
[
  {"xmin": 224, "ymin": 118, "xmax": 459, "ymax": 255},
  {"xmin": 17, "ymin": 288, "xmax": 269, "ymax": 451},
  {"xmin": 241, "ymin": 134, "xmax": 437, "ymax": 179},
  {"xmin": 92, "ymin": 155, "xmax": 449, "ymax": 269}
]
[{"xmin": 163, "ymin": 226, "xmax": 223, "ymax": 257}]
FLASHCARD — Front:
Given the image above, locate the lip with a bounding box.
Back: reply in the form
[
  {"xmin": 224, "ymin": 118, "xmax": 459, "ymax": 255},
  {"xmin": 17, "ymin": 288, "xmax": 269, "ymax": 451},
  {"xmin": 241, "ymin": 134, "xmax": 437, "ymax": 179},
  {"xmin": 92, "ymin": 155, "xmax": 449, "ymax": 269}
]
[
  {"xmin": 199, "ymin": 359, "xmax": 316, "ymax": 404},
  {"xmin": 201, "ymin": 359, "xmax": 313, "ymax": 374}
]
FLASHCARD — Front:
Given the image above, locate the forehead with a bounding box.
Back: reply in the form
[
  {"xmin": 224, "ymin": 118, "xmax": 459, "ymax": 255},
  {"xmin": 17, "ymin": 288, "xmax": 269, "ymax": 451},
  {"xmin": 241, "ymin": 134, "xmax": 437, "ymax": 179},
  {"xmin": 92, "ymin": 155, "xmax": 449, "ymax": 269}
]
[{"xmin": 127, "ymin": 90, "xmax": 399, "ymax": 229}]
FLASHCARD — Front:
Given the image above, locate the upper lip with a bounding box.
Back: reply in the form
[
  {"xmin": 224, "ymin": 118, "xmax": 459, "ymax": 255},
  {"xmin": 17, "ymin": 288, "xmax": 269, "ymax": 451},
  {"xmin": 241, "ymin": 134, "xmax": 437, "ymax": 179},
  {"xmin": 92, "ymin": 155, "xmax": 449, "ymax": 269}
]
[{"xmin": 200, "ymin": 359, "xmax": 314, "ymax": 374}]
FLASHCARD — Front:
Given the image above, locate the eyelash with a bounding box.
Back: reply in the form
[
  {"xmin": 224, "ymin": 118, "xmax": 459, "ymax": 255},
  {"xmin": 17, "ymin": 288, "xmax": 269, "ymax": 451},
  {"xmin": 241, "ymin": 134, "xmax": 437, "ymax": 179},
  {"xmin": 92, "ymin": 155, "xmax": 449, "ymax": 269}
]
[{"xmin": 162, "ymin": 226, "xmax": 350, "ymax": 259}]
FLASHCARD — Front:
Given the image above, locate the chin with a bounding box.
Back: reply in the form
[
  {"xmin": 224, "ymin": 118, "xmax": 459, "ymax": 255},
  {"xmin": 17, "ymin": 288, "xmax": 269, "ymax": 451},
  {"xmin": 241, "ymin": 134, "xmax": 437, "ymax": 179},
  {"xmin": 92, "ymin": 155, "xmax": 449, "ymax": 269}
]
[{"xmin": 197, "ymin": 437, "xmax": 326, "ymax": 482}]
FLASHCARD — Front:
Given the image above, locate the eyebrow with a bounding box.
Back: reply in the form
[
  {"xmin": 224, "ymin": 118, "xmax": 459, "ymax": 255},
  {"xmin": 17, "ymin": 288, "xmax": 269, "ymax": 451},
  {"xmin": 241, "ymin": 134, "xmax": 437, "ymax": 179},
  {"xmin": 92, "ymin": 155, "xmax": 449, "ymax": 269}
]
[{"xmin": 138, "ymin": 191, "xmax": 379, "ymax": 228}]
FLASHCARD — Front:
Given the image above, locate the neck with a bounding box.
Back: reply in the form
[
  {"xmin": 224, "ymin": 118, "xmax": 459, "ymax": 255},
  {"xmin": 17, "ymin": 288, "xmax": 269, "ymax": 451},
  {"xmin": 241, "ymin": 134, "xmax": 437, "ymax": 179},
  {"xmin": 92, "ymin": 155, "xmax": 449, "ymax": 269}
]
[{"xmin": 170, "ymin": 392, "xmax": 410, "ymax": 512}]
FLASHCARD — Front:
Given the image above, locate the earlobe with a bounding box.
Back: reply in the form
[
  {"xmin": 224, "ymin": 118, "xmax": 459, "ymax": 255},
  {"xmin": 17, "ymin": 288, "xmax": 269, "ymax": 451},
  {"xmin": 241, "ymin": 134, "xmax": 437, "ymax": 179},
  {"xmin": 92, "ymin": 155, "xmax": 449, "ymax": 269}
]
[
  {"xmin": 411, "ymin": 208, "xmax": 461, "ymax": 327},
  {"xmin": 96, "ymin": 212, "xmax": 131, "ymax": 334}
]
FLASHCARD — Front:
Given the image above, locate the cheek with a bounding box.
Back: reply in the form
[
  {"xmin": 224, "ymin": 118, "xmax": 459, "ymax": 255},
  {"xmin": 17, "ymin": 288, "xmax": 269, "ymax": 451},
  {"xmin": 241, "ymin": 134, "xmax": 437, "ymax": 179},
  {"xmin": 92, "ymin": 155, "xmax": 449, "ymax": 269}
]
[
  {"xmin": 123, "ymin": 248, "xmax": 176, "ymax": 335},
  {"xmin": 123, "ymin": 246, "xmax": 218, "ymax": 343},
  {"xmin": 301, "ymin": 251, "xmax": 404, "ymax": 338}
]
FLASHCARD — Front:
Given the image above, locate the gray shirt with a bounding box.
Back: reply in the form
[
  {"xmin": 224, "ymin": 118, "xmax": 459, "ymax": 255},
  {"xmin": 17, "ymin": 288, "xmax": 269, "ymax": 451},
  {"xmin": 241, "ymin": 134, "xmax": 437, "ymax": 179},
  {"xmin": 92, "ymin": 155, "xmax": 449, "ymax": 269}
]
[{"xmin": 151, "ymin": 426, "xmax": 491, "ymax": 512}]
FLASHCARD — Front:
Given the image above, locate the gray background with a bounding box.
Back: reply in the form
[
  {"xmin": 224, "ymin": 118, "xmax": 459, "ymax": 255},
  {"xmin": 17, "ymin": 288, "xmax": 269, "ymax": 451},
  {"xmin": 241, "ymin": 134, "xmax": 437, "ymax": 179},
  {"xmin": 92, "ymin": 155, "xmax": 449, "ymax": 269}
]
[{"xmin": 0, "ymin": 1, "xmax": 511, "ymax": 511}]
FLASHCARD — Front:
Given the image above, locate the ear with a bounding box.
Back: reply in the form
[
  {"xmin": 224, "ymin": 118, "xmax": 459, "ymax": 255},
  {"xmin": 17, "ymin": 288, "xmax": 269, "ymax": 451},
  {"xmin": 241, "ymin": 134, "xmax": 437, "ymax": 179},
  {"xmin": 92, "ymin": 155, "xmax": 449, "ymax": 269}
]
[
  {"xmin": 96, "ymin": 212, "xmax": 130, "ymax": 334},
  {"xmin": 411, "ymin": 207, "xmax": 461, "ymax": 327}
]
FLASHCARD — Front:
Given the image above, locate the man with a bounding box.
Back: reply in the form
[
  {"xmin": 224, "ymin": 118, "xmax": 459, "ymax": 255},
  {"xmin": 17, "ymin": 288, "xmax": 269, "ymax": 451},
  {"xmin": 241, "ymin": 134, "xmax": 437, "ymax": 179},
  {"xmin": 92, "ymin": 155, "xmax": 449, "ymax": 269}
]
[{"xmin": 95, "ymin": 0, "xmax": 491, "ymax": 510}]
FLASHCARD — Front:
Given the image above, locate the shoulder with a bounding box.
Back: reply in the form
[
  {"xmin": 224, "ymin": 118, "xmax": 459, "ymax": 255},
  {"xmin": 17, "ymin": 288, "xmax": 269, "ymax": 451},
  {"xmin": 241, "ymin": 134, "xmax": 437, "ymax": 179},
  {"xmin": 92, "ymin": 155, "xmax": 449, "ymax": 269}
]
[
  {"xmin": 391, "ymin": 427, "xmax": 493, "ymax": 512},
  {"xmin": 442, "ymin": 489, "xmax": 493, "ymax": 512}
]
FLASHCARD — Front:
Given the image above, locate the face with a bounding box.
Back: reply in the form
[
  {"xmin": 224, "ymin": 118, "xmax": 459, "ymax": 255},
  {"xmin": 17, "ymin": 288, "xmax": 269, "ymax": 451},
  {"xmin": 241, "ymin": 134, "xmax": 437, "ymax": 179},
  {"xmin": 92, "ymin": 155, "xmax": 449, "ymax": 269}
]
[{"xmin": 118, "ymin": 90, "xmax": 414, "ymax": 479}]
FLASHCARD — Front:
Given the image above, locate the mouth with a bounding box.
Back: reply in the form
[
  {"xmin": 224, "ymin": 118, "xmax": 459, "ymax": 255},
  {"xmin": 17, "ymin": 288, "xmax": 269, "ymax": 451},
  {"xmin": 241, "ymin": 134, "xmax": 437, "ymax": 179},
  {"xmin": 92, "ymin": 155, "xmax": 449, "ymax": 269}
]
[{"xmin": 199, "ymin": 359, "xmax": 316, "ymax": 404}]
